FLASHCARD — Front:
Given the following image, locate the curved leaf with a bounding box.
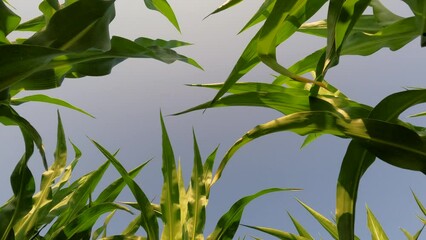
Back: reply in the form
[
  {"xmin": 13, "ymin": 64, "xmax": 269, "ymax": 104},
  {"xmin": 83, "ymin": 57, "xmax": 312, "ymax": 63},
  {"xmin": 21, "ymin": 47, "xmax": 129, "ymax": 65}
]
[
  {"xmin": 24, "ymin": 0, "xmax": 115, "ymax": 52},
  {"xmin": 144, "ymin": 0, "xmax": 180, "ymax": 32},
  {"xmin": 11, "ymin": 94, "xmax": 94, "ymax": 118},
  {"xmin": 207, "ymin": 188, "xmax": 297, "ymax": 240}
]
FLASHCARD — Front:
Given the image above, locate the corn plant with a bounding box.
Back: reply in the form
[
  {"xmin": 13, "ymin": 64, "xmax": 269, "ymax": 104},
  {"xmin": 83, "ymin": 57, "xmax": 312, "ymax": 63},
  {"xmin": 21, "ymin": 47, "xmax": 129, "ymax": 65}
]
[
  {"xmin": 179, "ymin": 0, "xmax": 426, "ymax": 239},
  {"xmin": 1, "ymin": 111, "xmax": 297, "ymax": 239},
  {"xmin": 0, "ymin": 0, "xmax": 200, "ymax": 170},
  {"xmin": 244, "ymin": 192, "xmax": 426, "ymax": 240}
]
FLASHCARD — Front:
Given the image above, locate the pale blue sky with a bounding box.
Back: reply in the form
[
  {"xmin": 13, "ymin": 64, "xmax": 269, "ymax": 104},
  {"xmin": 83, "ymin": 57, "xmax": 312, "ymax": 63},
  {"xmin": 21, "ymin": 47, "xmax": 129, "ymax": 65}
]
[{"xmin": 1, "ymin": 0, "xmax": 425, "ymax": 238}]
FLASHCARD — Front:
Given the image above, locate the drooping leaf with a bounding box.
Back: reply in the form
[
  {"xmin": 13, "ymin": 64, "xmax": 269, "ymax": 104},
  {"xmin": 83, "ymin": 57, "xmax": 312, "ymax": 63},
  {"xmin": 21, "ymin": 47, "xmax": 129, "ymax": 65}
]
[
  {"xmin": 325, "ymin": 0, "xmax": 371, "ymax": 72},
  {"xmin": 336, "ymin": 141, "xmax": 375, "ymax": 240},
  {"xmin": 207, "ymin": 188, "xmax": 297, "ymax": 240},
  {"xmin": 211, "ymin": 0, "xmax": 327, "ymax": 102},
  {"xmin": 11, "ymin": 94, "xmax": 94, "ymax": 118},
  {"xmin": 336, "ymin": 89, "xmax": 426, "ymax": 240},
  {"xmin": 0, "ymin": 0, "xmax": 21, "ymax": 43},
  {"xmin": 0, "ymin": 44, "xmax": 64, "ymax": 92},
  {"xmin": 144, "ymin": 0, "xmax": 180, "ymax": 32},
  {"xmin": 25, "ymin": 0, "xmax": 115, "ymax": 52},
  {"xmin": 0, "ymin": 127, "xmax": 35, "ymax": 240},
  {"xmin": 0, "ymin": 104, "xmax": 47, "ymax": 169}
]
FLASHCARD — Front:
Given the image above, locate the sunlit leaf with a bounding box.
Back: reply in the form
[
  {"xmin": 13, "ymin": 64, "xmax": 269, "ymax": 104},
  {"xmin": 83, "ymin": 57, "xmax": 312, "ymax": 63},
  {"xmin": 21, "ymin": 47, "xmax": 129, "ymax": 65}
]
[
  {"xmin": 242, "ymin": 224, "xmax": 310, "ymax": 240},
  {"xmin": 92, "ymin": 140, "xmax": 159, "ymax": 240},
  {"xmin": 62, "ymin": 203, "xmax": 131, "ymax": 237},
  {"xmin": 288, "ymin": 213, "xmax": 314, "ymax": 239},
  {"xmin": 366, "ymin": 205, "xmax": 389, "ymax": 240},
  {"xmin": 159, "ymin": 113, "xmax": 182, "ymax": 240},
  {"xmin": 144, "ymin": 0, "xmax": 180, "ymax": 32},
  {"xmin": 239, "ymin": 0, "xmax": 275, "ymax": 34}
]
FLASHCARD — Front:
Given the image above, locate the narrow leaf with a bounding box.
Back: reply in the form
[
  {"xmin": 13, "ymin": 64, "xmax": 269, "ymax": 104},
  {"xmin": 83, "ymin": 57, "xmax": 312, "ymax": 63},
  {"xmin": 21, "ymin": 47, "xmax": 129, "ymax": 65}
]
[
  {"xmin": 366, "ymin": 205, "xmax": 389, "ymax": 240},
  {"xmin": 207, "ymin": 188, "xmax": 297, "ymax": 240}
]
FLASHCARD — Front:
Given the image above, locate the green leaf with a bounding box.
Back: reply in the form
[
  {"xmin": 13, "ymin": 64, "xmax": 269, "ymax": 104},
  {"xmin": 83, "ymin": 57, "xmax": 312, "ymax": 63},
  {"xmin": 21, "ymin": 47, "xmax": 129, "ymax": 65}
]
[
  {"xmin": 144, "ymin": 0, "xmax": 180, "ymax": 32},
  {"xmin": 336, "ymin": 141, "xmax": 375, "ymax": 240},
  {"xmin": 14, "ymin": 111, "xmax": 67, "ymax": 239},
  {"xmin": 211, "ymin": 0, "xmax": 326, "ymax": 102},
  {"xmin": 100, "ymin": 236, "xmax": 147, "ymax": 240},
  {"xmin": 205, "ymin": 0, "xmax": 244, "ymax": 19},
  {"xmin": 341, "ymin": 17, "xmax": 419, "ymax": 56},
  {"xmin": 0, "ymin": 0, "xmax": 21, "ymax": 43},
  {"xmin": 11, "ymin": 94, "xmax": 95, "ymax": 118},
  {"xmin": 0, "ymin": 104, "xmax": 47, "ymax": 169},
  {"xmin": 46, "ymin": 161, "xmax": 110, "ymax": 237},
  {"xmin": 242, "ymin": 224, "xmax": 310, "ymax": 240},
  {"xmin": 297, "ymin": 199, "xmax": 339, "ymax": 239},
  {"xmin": 159, "ymin": 113, "xmax": 182, "ymax": 240},
  {"xmin": 0, "ymin": 44, "xmax": 64, "ymax": 92},
  {"xmin": 257, "ymin": 0, "xmax": 322, "ymax": 86},
  {"xmin": 325, "ymin": 0, "xmax": 371, "ymax": 71},
  {"xmin": 366, "ymin": 205, "xmax": 389, "ymax": 240},
  {"xmin": 92, "ymin": 140, "xmax": 159, "ymax": 240},
  {"xmin": 411, "ymin": 190, "xmax": 426, "ymax": 216},
  {"xmin": 207, "ymin": 188, "xmax": 297, "ymax": 240},
  {"xmin": 402, "ymin": 0, "xmax": 426, "ymax": 46},
  {"xmin": 238, "ymin": 0, "xmax": 276, "ymax": 34},
  {"xmin": 93, "ymin": 210, "xmax": 116, "ymax": 239},
  {"xmin": 25, "ymin": 0, "xmax": 115, "ymax": 52},
  {"xmin": 186, "ymin": 131, "xmax": 208, "ymax": 240},
  {"xmin": 63, "ymin": 203, "xmax": 131, "ymax": 237},
  {"xmin": 0, "ymin": 128, "xmax": 35, "ymax": 240},
  {"xmin": 336, "ymin": 89, "xmax": 426, "ymax": 240},
  {"xmin": 288, "ymin": 213, "xmax": 314, "ymax": 239},
  {"xmin": 94, "ymin": 161, "xmax": 149, "ymax": 205}
]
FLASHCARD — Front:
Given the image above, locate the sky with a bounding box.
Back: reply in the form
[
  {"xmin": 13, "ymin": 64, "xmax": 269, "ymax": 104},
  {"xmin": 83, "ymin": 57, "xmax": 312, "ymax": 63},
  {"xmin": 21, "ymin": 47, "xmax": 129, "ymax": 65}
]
[{"xmin": 1, "ymin": 0, "xmax": 425, "ymax": 239}]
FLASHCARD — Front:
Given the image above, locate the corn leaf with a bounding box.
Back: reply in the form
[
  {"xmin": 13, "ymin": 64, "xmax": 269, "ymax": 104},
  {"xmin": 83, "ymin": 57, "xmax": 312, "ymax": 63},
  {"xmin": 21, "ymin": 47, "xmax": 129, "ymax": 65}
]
[
  {"xmin": 62, "ymin": 203, "xmax": 131, "ymax": 237},
  {"xmin": 0, "ymin": 128, "xmax": 35, "ymax": 240},
  {"xmin": 205, "ymin": 0, "xmax": 244, "ymax": 19},
  {"xmin": 92, "ymin": 140, "xmax": 159, "ymax": 240},
  {"xmin": 288, "ymin": 213, "xmax": 314, "ymax": 239},
  {"xmin": 11, "ymin": 94, "xmax": 94, "ymax": 118},
  {"xmin": 159, "ymin": 113, "xmax": 182, "ymax": 240},
  {"xmin": 207, "ymin": 188, "xmax": 297, "ymax": 240},
  {"xmin": 366, "ymin": 206, "xmax": 389, "ymax": 240},
  {"xmin": 14, "ymin": 112, "xmax": 67, "ymax": 239},
  {"xmin": 242, "ymin": 224, "xmax": 310, "ymax": 240},
  {"xmin": 144, "ymin": 0, "xmax": 180, "ymax": 32},
  {"xmin": 186, "ymin": 131, "xmax": 208, "ymax": 240},
  {"xmin": 0, "ymin": 0, "xmax": 20, "ymax": 43},
  {"xmin": 45, "ymin": 160, "xmax": 110, "ymax": 238},
  {"xmin": 297, "ymin": 199, "xmax": 339, "ymax": 239},
  {"xmin": 24, "ymin": 0, "xmax": 115, "ymax": 52},
  {"xmin": 211, "ymin": 0, "xmax": 326, "ymax": 102}
]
